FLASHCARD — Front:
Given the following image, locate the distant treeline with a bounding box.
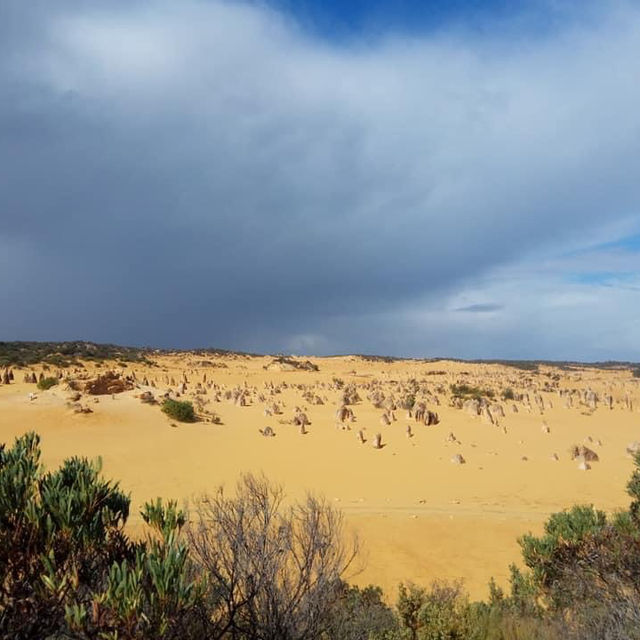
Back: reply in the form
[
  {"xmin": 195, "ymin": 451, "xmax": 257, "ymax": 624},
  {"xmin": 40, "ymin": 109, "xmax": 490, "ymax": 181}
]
[
  {"xmin": 0, "ymin": 341, "xmax": 156, "ymax": 368},
  {"xmin": 0, "ymin": 342, "xmax": 260, "ymax": 368},
  {"xmin": 1, "ymin": 341, "xmax": 638, "ymax": 375},
  {"xmin": 441, "ymin": 357, "xmax": 640, "ymax": 373}
]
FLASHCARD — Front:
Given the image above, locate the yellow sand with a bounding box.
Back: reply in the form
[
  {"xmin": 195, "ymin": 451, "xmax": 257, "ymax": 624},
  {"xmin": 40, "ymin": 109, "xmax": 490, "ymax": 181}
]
[{"xmin": 2, "ymin": 355, "xmax": 638, "ymax": 600}]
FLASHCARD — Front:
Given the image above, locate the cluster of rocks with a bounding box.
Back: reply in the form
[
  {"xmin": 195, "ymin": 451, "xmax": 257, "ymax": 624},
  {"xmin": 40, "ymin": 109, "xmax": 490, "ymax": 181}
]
[
  {"xmin": 68, "ymin": 402, "xmax": 93, "ymax": 414},
  {"xmin": 569, "ymin": 444, "xmax": 599, "ymax": 471},
  {"xmin": 49, "ymin": 359, "xmax": 637, "ymax": 471},
  {"xmin": 138, "ymin": 391, "xmax": 157, "ymax": 404},
  {"xmin": 413, "ymin": 402, "xmax": 439, "ymax": 426},
  {"xmin": 85, "ymin": 371, "xmax": 134, "ymax": 395}
]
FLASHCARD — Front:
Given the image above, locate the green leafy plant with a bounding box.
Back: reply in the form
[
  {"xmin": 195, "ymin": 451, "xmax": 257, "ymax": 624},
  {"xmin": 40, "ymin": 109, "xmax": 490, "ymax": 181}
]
[
  {"xmin": 37, "ymin": 376, "xmax": 59, "ymax": 390},
  {"xmin": 161, "ymin": 399, "xmax": 196, "ymax": 423},
  {"xmin": 325, "ymin": 582, "xmax": 399, "ymax": 639},
  {"xmin": 450, "ymin": 383, "xmax": 494, "ymax": 401},
  {"xmin": 0, "ymin": 432, "xmax": 204, "ymax": 639},
  {"xmin": 501, "ymin": 388, "xmax": 515, "ymax": 401}
]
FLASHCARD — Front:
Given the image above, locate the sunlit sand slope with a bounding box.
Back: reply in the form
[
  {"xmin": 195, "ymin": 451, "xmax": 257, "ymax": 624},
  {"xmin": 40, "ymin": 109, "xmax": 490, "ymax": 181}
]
[{"xmin": 2, "ymin": 354, "xmax": 638, "ymax": 598}]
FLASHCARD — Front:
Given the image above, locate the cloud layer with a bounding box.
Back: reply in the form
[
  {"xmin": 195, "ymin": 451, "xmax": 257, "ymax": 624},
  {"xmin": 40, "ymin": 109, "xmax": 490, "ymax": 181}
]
[{"xmin": 1, "ymin": 0, "xmax": 640, "ymax": 359}]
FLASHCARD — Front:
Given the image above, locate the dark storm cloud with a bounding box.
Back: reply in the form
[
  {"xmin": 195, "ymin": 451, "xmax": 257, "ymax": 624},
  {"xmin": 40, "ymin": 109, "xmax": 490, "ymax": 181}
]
[{"xmin": 1, "ymin": 1, "xmax": 640, "ymax": 357}]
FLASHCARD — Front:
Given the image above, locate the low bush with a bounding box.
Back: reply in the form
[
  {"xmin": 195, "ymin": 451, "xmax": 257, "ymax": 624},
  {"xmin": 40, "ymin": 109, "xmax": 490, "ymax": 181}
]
[
  {"xmin": 326, "ymin": 582, "xmax": 399, "ymax": 639},
  {"xmin": 450, "ymin": 384, "xmax": 494, "ymax": 400},
  {"xmin": 501, "ymin": 387, "xmax": 515, "ymax": 401},
  {"xmin": 161, "ymin": 398, "xmax": 196, "ymax": 422},
  {"xmin": 188, "ymin": 473, "xmax": 358, "ymax": 639},
  {"xmin": 37, "ymin": 376, "xmax": 58, "ymax": 390},
  {"xmin": 400, "ymin": 393, "xmax": 416, "ymax": 410},
  {"xmin": 0, "ymin": 432, "xmax": 204, "ymax": 639}
]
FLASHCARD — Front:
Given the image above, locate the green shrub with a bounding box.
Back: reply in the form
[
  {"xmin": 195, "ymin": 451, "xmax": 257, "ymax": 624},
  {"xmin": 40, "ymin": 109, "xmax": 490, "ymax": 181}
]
[
  {"xmin": 161, "ymin": 398, "xmax": 196, "ymax": 422},
  {"xmin": 0, "ymin": 431, "xmax": 205, "ymax": 639},
  {"xmin": 37, "ymin": 376, "xmax": 58, "ymax": 390},
  {"xmin": 518, "ymin": 504, "xmax": 608, "ymax": 601},
  {"xmin": 501, "ymin": 388, "xmax": 515, "ymax": 401},
  {"xmin": 491, "ymin": 455, "xmax": 640, "ymax": 637},
  {"xmin": 395, "ymin": 580, "xmax": 475, "ymax": 640},
  {"xmin": 401, "ymin": 394, "xmax": 417, "ymax": 410},
  {"xmin": 627, "ymin": 451, "xmax": 640, "ymax": 522},
  {"xmin": 450, "ymin": 384, "xmax": 494, "ymax": 401},
  {"xmin": 326, "ymin": 582, "xmax": 399, "ymax": 639}
]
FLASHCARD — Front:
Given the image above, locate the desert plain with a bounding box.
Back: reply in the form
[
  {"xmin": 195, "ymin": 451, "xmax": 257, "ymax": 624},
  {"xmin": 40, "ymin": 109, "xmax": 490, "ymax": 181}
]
[{"xmin": 1, "ymin": 352, "xmax": 639, "ymax": 600}]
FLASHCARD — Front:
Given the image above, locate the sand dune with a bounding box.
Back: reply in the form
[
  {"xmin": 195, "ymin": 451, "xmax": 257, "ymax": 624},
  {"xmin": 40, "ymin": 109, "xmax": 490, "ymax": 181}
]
[{"xmin": 2, "ymin": 354, "xmax": 638, "ymax": 598}]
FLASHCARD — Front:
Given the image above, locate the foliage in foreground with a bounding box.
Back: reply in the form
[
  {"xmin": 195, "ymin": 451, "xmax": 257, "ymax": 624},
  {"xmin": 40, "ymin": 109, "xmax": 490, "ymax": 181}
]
[
  {"xmin": 187, "ymin": 473, "xmax": 359, "ymax": 639},
  {"xmin": 3, "ymin": 432, "xmax": 640, "ymax": 639},
  {"xmin": 0, "ymin": 433, "xmax": 357, "ymax": 639},
  {"xmin": 0, "ymin": 432, "xmax": 203, "ymax": 639}
]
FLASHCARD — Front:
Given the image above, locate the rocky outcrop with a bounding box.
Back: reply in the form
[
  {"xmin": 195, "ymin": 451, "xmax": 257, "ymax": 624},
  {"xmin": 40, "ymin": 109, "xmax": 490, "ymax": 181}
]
[{"xmin": 84, "ymin": 371, "xmax": 134, "ymax": 395}]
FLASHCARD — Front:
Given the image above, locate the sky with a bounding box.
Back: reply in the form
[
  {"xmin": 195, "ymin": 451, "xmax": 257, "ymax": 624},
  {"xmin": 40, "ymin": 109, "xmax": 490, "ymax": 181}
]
[{"xmin": 1, "ymin": 0, "xmax": 640, "ymax": 360}]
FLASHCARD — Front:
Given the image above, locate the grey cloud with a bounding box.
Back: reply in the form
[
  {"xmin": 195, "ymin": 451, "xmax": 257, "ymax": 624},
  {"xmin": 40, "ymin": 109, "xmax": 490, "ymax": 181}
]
[
  {"xmin": 454, "ymin": 304, "xmax": 503, "ymax": 313},
  {"xmin": 1, "ymin": 1, "xmax": 640, "ymax": 356}
]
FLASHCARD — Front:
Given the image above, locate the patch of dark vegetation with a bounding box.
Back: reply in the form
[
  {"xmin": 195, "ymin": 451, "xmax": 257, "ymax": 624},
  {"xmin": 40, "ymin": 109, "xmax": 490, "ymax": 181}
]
[
  {"xmin": 501, "ymin": 361, "xmax": 540, "ymax": 371},
  {"xmin": 36, "ymin": 376, "xmax": 58, "ymax": 391},
  {"xmin": 0, "ymin": 434, "xmax": 356, "ymax": 639},
  {"xmin": 324, "ymin": 353, "xmax": 405, "ymax": 363},
  {"xmin": 400, "ymin": 393, "xmax": 416, "ymax": 410},
  {"xmin": 265, "ymin": 356, "xmax": 319, "ymax": 371},
  {"xmin": 0, "ymin": 341, "xmax": 155, "ymax": 368},
  {"xmin": 447, "ymin": 359, "xmax": 541, "ymax": 371},
  {"xmin": 189, "ymin": 359, "xmax": 228, "ymax": 368},
  {"xmin": 161, "ymin": 398, "xmax": 197, "ymax": 422},
  {"xmin": 502, "ymin": 387, "xmax": 516, "ymax": 401},
  {"xmin": 190, "ymin": 347, "xmax": 262, "ymax": 358},
  {"xmin": 439, "ymin": 357, "xmax": 640, "ymax": 373},
  {"xmin": 355, "ymin": 354, "xmax": 399, "ymax": 363},
  {"xmin": 450, "ymin": 383, "xmax": 495, "ymax": 401},
  {"xmin": 326, "ymin": 583, "xmax": 398, "ymax": 638}
]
